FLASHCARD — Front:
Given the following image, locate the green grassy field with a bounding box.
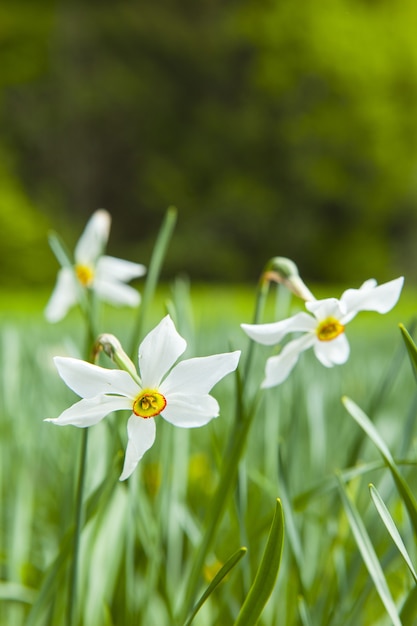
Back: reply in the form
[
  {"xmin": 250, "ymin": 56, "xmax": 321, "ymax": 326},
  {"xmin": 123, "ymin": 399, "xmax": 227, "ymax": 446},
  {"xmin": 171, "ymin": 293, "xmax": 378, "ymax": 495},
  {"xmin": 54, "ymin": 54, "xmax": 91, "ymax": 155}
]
[{"xmin": 1, "ymin": 281, "xmax": 417, "ymax": 625}]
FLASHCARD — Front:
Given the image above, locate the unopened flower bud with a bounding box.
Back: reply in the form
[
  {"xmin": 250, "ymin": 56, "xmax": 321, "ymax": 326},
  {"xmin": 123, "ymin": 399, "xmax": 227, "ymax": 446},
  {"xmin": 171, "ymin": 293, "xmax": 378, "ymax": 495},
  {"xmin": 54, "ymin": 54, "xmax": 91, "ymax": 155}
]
[
  {"xmin": 262, "ymin": 256, "xmax": 315, "ymax": 302},
  {"xmin": 94, "ymin": 333, "xmax": 140, "ymax": 383}
]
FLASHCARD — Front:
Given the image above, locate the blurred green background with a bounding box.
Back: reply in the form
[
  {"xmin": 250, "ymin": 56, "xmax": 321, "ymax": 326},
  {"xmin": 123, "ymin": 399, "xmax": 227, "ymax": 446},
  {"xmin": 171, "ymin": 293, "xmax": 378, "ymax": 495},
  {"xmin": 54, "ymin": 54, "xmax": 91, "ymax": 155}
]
[{"xmin": 2, "ymin": 0, "xmax": 417, "ymax": 287}]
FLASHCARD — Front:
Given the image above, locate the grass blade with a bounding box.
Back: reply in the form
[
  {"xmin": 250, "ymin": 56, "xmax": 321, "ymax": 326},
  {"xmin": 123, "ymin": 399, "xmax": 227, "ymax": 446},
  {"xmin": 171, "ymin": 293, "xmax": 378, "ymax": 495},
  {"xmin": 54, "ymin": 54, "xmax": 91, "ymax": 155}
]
[
  {"xmin": 399, "ymin": 323, "xmax": 417, "ymax": 382},
  {"xmin": 234, "ymin": 498, "xmax": 284, "ymax": 626},
  {"xmin": 342, "ymin": 396, "xmax": 417, "ymax": 536},
  {"xmin": 400, "ymin": 584, "xmax": 417, "ymax": 624},
  {"xmin": 129, "ymin": 205, "xmax": 177, "ymax": 356},
  {"xmin": 369, "ymin": 483, "xmax": 417, "ymax": 582},
  {"xmin": 336, "ymin": 475, "xmax": 401, "ymax": 626},
  {"xmin": 184, "ymin": 547, "xmax": 247, "ymax": 626}
]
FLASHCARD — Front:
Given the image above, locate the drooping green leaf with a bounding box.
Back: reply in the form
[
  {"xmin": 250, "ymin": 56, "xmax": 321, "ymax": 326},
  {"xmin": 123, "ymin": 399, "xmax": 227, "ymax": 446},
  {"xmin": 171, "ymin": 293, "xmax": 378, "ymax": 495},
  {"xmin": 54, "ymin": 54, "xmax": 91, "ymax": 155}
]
[
  {"xmin": 342, "ymin": 396, "xmax": 417, "ymax": 536},
  {"xmin": 234, "ymin": 498, "xmax": 284, "ymax": 626},
  {"xmin": 369, "ymin": 484, "xmax": 417, "ymax": 582},
  {"xmin": 337, "ymin": 475, "xmax": 401, "ymax": 626}
]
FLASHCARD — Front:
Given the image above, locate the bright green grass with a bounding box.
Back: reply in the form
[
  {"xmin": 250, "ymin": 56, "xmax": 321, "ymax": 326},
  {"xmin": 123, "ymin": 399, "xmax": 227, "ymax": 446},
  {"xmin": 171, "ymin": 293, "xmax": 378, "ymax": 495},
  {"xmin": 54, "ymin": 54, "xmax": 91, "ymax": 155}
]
[{"xmin": 1, "ymin": 282, "xmax": 417, "ymax": 625}]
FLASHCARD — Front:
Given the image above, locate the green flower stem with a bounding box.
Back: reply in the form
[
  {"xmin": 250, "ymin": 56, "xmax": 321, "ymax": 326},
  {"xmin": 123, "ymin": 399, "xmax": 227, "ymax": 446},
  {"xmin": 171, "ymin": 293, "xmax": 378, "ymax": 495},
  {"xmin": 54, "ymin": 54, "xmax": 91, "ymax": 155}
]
[
  {"xmin": 66, "ymin": 309, "xmax": 99, "ymax": 626},
  {"xmin": 243, "ymin": 274, "xmax": 270, "ymax": 383},
  {"xmin": 178, "ymin": 271, "xmax": 268, "ymax": 623},
  {"xmin": 67, "ymin": 427, "xmax": 89, "ymax": 626},
  {"xmin": 178, "ymin": 401, "xmax": 258, "ymax": 624}
]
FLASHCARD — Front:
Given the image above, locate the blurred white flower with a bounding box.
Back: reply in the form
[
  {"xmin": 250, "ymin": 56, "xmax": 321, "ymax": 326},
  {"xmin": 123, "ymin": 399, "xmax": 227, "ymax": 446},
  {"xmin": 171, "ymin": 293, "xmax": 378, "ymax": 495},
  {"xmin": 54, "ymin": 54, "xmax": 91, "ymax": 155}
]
[
  {"xmin": 242, "ymin": 277, "xmax": 404, "ymax": 387},
  {"xmin": 45, "ymin": 210, "xmax": 146, "ymax": 322},
  {"xmin": 46, "ymin": 315, "xmax": 241, "ymax": 480}
]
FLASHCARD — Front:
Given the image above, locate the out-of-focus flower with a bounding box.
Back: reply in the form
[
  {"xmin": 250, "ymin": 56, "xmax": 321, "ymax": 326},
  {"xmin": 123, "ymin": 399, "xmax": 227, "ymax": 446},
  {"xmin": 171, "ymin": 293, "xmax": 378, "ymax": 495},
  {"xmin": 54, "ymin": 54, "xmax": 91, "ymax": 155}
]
[
  {"xmin": 45, "ymin": 210, "xmax": 146, "ymax": 322},
  {"xmin": 241, "ymin": 277, "xmax": 404, "ymax": 387},
  {"xmin": 46, "ymin": 315, "xmax": 241, "ymax": 480}
]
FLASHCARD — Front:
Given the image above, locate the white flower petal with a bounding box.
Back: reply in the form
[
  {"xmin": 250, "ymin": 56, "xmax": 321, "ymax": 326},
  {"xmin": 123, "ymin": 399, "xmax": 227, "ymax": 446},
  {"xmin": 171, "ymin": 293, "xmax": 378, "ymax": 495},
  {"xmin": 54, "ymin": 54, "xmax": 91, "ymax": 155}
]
[
  {"xmin": 241, "ymin": 312, "xmax": 316, "ymax": 346},
  {"xmin": 93, "ymin": 278, "xmax": 141, "ymax": 307},
  {"xmin": 54, "ymin": 356, "xmax": 139, "ymax": 399},
  {"xmin": 45, "ymin": 394, "xmax": 131, "ymax": 427},
  {"xmin": 138, "ymin": 315, "xmax": 187, "ymax": 388},
  {"xmin": 97, "ymin": 255, "xmax": 146, "ymax": 281},
  {"xmin": 359, "ymin": 278, "xmax": 377, "ymax": 290},
  {"xmin": 45, "ymin": 268, "xmax": 79, "ymax": 323},
  {"xmin": 160, "ymin": 350, "xmax": 240, "ymax": 396},
  {"xmin": 161, "ymin": 393, "xmax": 219, "ymax": 428},
  {"xmin": 306, "ymin": 298, "xmax": 346, "ymax": 321},
  {"xmin": 119, "ymin": 415, "xmax": 156, "ymax": 480},
  {"xmin": 340, "ymin": 276, "xmax": 404, "ymax": 323},
  {"xmin": 313, "ymin": 333, "xmax": 350, "ymax": 367},
  {"xmin": 262, "ymin": 333, "xmax": 315, "ymax": 388},
  {"xmin": 74, "ymin": 210, "xmax": 111, "ymax": 265}
]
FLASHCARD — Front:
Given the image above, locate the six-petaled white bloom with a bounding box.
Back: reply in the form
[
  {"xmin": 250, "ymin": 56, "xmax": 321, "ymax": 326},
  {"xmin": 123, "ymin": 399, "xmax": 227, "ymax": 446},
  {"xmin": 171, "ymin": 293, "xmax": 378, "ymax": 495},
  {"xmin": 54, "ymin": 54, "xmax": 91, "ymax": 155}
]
[
  {"xmin": 45, "ymin": 209, "xmax": 146, "ymax": 322},
  {"xmin": 241, "ymin": 277, "xmax": 404, "ymax": 388},
  {"xmin": 46, "ymin": 315, "xmax": 241, "ymax": 480}
]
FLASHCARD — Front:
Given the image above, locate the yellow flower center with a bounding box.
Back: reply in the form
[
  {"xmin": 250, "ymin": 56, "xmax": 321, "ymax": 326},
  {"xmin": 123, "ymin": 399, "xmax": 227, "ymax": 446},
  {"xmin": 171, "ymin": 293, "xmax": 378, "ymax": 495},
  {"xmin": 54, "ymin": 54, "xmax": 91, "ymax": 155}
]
[
  {"xmin": 75, "ymin": 263, "xmax": 95, "ymax": 287},
  {"xmin": 316, "ymin": 316, "xmax": 345, "ymax": 342},
  {"xmin": 133, "ymin": 389, "xmax": 167, "ymax": 418}
]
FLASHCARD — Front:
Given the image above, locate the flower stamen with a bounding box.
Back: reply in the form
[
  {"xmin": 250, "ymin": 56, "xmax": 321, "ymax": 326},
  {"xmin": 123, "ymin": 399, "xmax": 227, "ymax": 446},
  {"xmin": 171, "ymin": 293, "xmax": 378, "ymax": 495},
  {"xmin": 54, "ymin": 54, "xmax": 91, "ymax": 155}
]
[
  {"xmin": 316, "ymin": 317, "xmax": 345, "ymax": 342},
  {"xmin": 133, "ymin": 389, "xmax": 166, "ymax": 418},
  {"xmin": 75, "ymin": 263, "xmax": 95, "ymax": 287}
]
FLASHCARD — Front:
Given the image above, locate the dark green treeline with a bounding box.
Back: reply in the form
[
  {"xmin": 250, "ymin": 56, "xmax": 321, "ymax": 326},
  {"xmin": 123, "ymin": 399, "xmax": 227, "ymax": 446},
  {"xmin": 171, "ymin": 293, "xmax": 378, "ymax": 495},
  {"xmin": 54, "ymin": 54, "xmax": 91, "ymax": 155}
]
[{"xmin": 2, "ymin": 0, "xmax": 417, "ymax": 286}]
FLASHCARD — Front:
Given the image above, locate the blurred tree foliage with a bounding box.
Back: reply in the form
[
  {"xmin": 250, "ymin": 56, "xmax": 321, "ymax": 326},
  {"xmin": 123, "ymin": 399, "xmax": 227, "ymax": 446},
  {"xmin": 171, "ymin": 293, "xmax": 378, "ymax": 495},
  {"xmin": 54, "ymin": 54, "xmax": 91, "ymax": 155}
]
[{"xmin": 2, "ymin": 0, "xmax": 417, "ymax": 285}]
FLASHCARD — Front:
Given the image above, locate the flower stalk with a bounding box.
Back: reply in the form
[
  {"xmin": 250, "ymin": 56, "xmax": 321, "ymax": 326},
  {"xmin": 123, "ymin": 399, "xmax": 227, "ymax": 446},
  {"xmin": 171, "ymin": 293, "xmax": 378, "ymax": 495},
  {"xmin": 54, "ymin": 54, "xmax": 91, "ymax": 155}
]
[{"xmin": 67, "ymin": 428, "xmax": 89, "ymax": 626}]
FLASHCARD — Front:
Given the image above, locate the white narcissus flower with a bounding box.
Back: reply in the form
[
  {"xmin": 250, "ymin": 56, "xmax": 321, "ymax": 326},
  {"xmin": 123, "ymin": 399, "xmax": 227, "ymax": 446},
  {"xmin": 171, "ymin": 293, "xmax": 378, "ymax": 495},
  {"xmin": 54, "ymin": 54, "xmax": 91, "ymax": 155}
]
[
  {"xmin": 241, "ymin": 277, "xmax": 404, "ymax": 388},
  {"xmin": 45, "ymin": 209, "xmax": 146, "ymax": 322},
  {"xmin": 46, "ymin": 315, "xmax": 241, "ymax": 480}
]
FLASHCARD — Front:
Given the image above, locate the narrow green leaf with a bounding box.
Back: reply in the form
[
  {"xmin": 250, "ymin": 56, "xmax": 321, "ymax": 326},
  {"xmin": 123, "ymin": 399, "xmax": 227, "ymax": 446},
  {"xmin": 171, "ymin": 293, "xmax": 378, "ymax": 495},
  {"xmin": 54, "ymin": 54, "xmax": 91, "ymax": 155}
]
[
  {"xmin": 177, "ymin": 396, "xmax": 259, "ymax": 623},
  {"xmin": 342, "ymin": 396, "xmax": 417, "ymax": 536},
  {"xmin": 400, "ymin": 584, "xmax": 417, "ymax": 624},
  {"xmin": 234, "ymin": 498, "xmax": 284, "ymax": 626},
  {"xmin": 399, "ymin": 323, "xmax": 417, "ymax": 382},
  {"xmin": 184, "ymin": 547, "xmax": 247, "ymax": 626},
  {"xmin": 129, "ymin": 206, "xmax": 177, "ymax": 356},
  {"xmin": 47, "ymin": 230, "xmax": 90, "ymax": 319},
  {"xmin": 369, "ymin": 484, "xmax": 417, "ymax": 582},
  {"xmin": 25, "ymin": 474, "xmax": 117, "ymax": 626},
  {"xmin": 337, "ymin": 476, "xmax": 401, "ymax": 626},
  {"xmin": 278, "ymin": 452, "xmax": 304, "ymax": 571},
  {"xmin": 48, "ymin": 231, "xmax": 74, "ymax": 269},
  {"xmin": 298, "ymin": 595, "xmax": 314, "ymax": 626},
  {"xmin": 0, "ymin": 581, "xmax": 36, "ymax": 604}
]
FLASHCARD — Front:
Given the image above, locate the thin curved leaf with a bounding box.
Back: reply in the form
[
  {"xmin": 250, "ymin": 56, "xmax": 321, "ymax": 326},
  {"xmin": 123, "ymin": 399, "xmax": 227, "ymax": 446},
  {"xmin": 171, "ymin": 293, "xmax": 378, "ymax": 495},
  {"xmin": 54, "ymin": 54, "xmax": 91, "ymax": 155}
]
[
  {"xmin": 400, "ymin": 584, "xmax": 417, "ymax": 623},
  {"xmin": 399, "ymin": 323, "xmax": 417, "ymax": 382},
  {"xmin": 369, "ymin": 484, "xmax": 417, "ymax": 582},
  {"xmin": 342, "ymin": 396, "xmax": 417, "ymax": 536},
  {"xmin": 184, "ymin": 547, "xmax": 247, "ymax": 626},
  {"xmin": 337, "ymin": 475, "xmax": 401, "ymax": 626},
  {"xmin": 234, "ymin": 498, "xmax": 284, "ymax": 625}
]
